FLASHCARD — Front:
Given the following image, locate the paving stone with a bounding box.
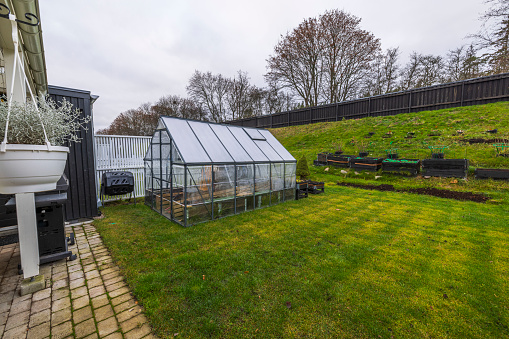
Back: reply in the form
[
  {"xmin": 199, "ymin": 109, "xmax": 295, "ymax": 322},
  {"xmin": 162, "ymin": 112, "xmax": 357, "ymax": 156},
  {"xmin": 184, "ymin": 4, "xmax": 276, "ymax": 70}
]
[
  {"xmin": 117, "ymin": 305, "xmax": 143, "ymax": 323},
  {"xmin": 100, "ymin": 267, "xmax": 119, "ymax": 276},
  {"xmin": 69, "ymin": 270, "xmax": 85, "ymax": 281},
  {"xmin": 0, "ymin": 291, "xmax": 15, "ymax": 304},
  {"xmin": 83, "ymin": 333, "xmax": 98, "ymax": 339},
  {"xmin": 74, "ymin": 318, "xmax": 96, "ymax": 338},
  {"xmin": 67, "ymin": 264, "xmax": 82, "ymax": 273},
  {"xmin": 70, "ymin": 277, "xmax": 86, "ymax": 290},
  {"xmin": 0, "ymin": 311, "xmax": 8, "ymax": 326},
  {"xmin": 106, "ymin": 281, "xmax": 127, "ymax": 293},
  {"xmin": 52, "ymin": 279, "xmax": 68, "ymax": 290},
  {"xmin": 83, "ymin": 264, "xmax": 97, "ymax": 273},
  {"xmin": 28, "ymin": 309, "xmax": 50, "ymax": 327},
  {"xmin": 73, "ymin": 305, "xmax": 93, "ymax": 324},
  {"xmin": 9, "ymin": 298, "xmax": 31, "ymax": 315},
  {"xmin": 3, "ymin": 323, "xmax": 28, "ymax": 339},
  {"xmin": 51, "ymin": 288, "xmax": 69, "ymax": 301},
  {"xmin": 52, "ymin": 271, "xmax": 68, "ymax": 281},
  {"xmin": 51, "ymin": 297, "xmax": 71, "ymax": 313},
  {"xmin": 0, "ymin": 301, "xmax": 11, "ymax": 314},
  {"xmin": 51, "ymin": 307, "xmax": 71, "ymax": 326},
  {"xmin": 0, "ymin": 283, "xmax": 17, "ymax": 294},
  {"xmin": 119, "ymin": 314, "xmax": 147, "ymax": 334},
  {"xmin": 87, "ymin": 277, "xmax": 103, "ymax": 289},
  {"xmin": 97, "ymin": 316, "xmax": 118, "ymax": 337},
  {"xmin": 71, "ymin": 286, "xmax": 89, "ymax": 300},
  {"xmin": 52, "ymin": 265, "xmax": 67, "ymax": 274},
  {"xmin": 108, "ymin": 287, "xmax": 130, "ymax": 299},
  {"xmin": 82, "ymin": 258, "xmax": 95, "ymax": 266},
  {"xmin": 85, "ymin": 270, "xmax": 100, "ymax": 280},
  {"xmin": 27, "ymin": 321, "xmax": 50, "ymax": 339},
  {"xmin": 102, "ymin": 271, "xmax": 120, "ymax": 281},
  {"xmin": 89, "ymin": 285, "xmax": 106, "ymax": 299},
  {"xmin": 124, "ymin": 323, "xmax": 152, "ymax": 339},
  {"xmin": 103, "ymin": 332, "xmax": 123, "ymax": 339},
  {"xmin": 104, "ymin": 276, "xmax": 124, "ymax": 287},
  {"xmin": 31, "ymin": 298, "xmax": 51, "ymax": 314},
  {"xmin": 32, "ymin": 288, "xmax": 51, "ymax": 302},
  {"xmin": 73, "ymin": 295, "xmax": 90, "ymax": 310},
  {"xmin": 111, "ymin": 293, "xmax": 133, "ymax": 307},
  {"xmin": 113, "ymin": 299, "xmax": 137, "ymax": 315},
  {"xmin": 91, "ymin": 294, "xmax": 109, "ymax": 309},
  {"xmin": 94, "ymin": 304, "xmax": 114, "ymax": 322},
  {"xmin": 51, "ymin": 320, "xmax": 73, "ymax": 339}
]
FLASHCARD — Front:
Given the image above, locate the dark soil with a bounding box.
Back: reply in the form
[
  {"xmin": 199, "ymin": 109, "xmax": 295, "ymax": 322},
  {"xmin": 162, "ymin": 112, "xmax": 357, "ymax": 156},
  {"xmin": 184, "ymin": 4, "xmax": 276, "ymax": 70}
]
[
  {"xmin": 462, "ymin": 138, "xmax": 500, "ymax": 144},
  {"xmin": 337, "ymin": 182, "xmax": 490, "ymax": 203}
]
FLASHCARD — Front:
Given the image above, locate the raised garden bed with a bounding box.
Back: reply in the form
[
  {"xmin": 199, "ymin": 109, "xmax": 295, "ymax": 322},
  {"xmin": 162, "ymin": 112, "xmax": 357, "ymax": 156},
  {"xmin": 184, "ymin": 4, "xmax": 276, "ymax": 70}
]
[
  {"xmin": 314, "ymin": 152, "xmax": 329, "ymax": 166},
  {"xmin": 382, "ymin": 159, "xmax": 421, "ymax": 176},
  {"xmin": 295, "ymin": 182, "xmax": 309, "ymax": 199},
  {"xmin": 350, "ymin": 157, "xmax": 384, "ymax": 172},
  {"xmin": 422, "ymin": 159, "xmax": 469, "ymax": 178},
  {"xmin": 297, "ymin": 180, "xmax": 325, "ymax": 194},
  {"xmin": 475, "ymin": 168, "xmax": 509, "ymax": 180},
  {"xmin": 327, "ymin": 154, "xmax": 355, "ymax": 168}
]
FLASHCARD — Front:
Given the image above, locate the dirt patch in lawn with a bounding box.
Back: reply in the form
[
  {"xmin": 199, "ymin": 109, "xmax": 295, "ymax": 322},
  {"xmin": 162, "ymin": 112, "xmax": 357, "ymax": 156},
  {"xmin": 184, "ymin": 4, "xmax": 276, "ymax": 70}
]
[
  {"xmin": 462, "ymin": 138, "xmax": 500, "ymax": 144},
  {"xmin": 337, "ymin": 182, "xmax": 490, "ymax": 203}
]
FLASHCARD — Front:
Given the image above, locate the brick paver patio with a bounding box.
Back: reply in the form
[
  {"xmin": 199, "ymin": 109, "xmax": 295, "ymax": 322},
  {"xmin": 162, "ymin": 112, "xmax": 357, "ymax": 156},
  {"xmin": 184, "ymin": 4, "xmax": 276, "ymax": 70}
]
[{"xmin": 0, "ymin": 222, "xmax": 156, "ymax": 338}]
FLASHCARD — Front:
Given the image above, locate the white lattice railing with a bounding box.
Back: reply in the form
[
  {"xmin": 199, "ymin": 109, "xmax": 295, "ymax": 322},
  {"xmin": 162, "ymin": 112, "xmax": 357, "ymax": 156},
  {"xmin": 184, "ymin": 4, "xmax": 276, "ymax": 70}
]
[{"xmin": 95, "ymin": 135, "xmax": 151, "ymax": 202}]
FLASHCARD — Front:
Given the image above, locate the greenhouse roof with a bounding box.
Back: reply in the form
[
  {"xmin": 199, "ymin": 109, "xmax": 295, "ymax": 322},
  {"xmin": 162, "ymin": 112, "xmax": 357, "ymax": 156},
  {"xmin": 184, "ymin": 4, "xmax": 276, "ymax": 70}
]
[{"xmin": 158, "ymin": 116, "xmax": 296, "ymax": 164}]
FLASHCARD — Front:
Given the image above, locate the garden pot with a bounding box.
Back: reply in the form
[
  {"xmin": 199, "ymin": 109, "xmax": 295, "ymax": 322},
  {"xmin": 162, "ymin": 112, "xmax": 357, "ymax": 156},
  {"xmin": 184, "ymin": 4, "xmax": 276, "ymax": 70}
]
[
  {"xmin": 358, "ymin": 152, "xmax": 369, "ymax": 157},
  {"xmin": 334, "ymin": 151, "xmax": 343, "ymax": 155},
  {"xmin": 0, "ymin": 144, "xmax": 69, "ymax": 194},
  {"xmin": 387, "ymin": 153, "xmax": 399, "ymax": 159},
  {"xmin": 431, "ymin": 153, "xmax": 444, "ymax": 159}
]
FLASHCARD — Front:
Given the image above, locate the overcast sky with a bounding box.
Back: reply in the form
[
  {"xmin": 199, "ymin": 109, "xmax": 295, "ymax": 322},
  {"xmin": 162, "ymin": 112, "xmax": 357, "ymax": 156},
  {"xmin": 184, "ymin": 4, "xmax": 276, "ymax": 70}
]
[{"xmin": 39, "ymin": 0, "xmax": 489, "ymax": 130}]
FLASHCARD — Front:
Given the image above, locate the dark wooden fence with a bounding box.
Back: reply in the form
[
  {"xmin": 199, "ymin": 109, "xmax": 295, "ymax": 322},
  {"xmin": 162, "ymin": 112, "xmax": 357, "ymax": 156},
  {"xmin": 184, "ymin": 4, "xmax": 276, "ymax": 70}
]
[
  {"xmin": 0, "ymin": 85, "xmax": 99, "ymax": 228},
  {"xmin": 230, "ymin": 73, "xmax": 509, "ymax": 129}
]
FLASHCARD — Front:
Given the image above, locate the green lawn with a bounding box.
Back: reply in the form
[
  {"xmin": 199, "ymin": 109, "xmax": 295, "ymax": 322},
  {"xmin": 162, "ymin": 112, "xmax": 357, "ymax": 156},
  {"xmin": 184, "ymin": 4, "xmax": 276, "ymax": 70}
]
[{"xmin": 94, "ymin": 186, "xmax": 509, "ymax": 338}]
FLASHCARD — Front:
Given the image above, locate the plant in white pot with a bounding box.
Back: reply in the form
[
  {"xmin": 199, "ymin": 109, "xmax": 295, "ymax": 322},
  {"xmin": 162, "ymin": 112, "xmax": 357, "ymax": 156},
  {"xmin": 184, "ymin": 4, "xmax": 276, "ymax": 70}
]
[{"xmin": 0, "ymin": 96, "xmax": 90, "ymax": 194}]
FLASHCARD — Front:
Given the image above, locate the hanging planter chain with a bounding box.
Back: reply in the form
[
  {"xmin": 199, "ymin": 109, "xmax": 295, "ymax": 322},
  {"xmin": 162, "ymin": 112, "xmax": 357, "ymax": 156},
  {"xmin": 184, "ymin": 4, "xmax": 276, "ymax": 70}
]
[{"xmin": 0, "ymin": 4, "xmax": 50, "ymax": 152}]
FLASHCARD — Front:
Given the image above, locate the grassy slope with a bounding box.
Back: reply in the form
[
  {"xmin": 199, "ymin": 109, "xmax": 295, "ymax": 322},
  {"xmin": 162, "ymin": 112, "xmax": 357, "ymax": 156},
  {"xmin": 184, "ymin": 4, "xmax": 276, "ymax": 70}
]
[
  {"xmin": 270, "ymin": 102, "xmax": 509, "ymax": 202},
  {"xmin": 94, "ymin": 103, "xmax": 509, "ymax": 338},
  {"xmin": 95, "ymin": 188, "xmax": 509, "ymax": 338}
]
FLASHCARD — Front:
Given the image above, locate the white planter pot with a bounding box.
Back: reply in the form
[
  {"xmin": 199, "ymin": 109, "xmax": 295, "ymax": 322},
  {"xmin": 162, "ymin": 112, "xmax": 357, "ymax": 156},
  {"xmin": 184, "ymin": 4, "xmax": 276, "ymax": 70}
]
[{"xmin": 0, "ymin": 144, "xmax": 69, "ymax": 194}]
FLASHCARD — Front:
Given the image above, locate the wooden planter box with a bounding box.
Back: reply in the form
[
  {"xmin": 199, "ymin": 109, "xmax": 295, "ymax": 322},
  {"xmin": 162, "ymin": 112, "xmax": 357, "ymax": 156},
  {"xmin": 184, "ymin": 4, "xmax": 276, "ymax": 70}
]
[
  {"xmin": 382, "ymin": 159, "xmax": 421, "ymax": 176},
  {"xmin": 297, "ymin": 180, "xmax": 325, "ymax": 194},
  {"xmin": 475, "ymin": 168, "xmax": 509, "ymax": 180},
  {"xmin": 327, "ymin": 154, "xmax": 355, "ymax": 168},
  {"xmin": 422, "ymin": 159, "xmax": 469, "ymax": 178},
  {"xmin": 350, "ymin": 157, "xmax": 384, "ymax": 172},
  {"xmin": 314, "ymin": 153, "xmax": 329, "ymax": 166}
]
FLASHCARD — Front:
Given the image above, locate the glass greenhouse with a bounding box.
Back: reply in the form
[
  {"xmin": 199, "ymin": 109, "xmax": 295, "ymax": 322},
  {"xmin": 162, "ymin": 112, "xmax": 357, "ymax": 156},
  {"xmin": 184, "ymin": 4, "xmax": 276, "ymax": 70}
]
[{"xmin": 144, "ymin": 117, "xmax": 297, "ymax": 226}]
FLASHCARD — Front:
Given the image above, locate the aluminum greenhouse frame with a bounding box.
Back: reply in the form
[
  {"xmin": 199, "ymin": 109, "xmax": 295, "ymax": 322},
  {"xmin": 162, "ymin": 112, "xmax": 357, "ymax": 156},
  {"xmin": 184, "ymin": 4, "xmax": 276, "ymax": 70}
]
[{"xmin": 144, "ymin": 116, "xmax": 297, "ymax": 226}]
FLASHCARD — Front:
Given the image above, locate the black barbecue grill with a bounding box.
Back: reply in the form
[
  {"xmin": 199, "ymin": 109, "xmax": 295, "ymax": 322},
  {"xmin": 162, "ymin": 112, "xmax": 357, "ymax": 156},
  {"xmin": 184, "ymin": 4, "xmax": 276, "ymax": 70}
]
[
  {"xmin": 5, "ymin": 174, "xmax": 77, "ymax": 267},
  {"xmin": 100, "ymin": 171, "xmax": 136, "ymax": 205}
]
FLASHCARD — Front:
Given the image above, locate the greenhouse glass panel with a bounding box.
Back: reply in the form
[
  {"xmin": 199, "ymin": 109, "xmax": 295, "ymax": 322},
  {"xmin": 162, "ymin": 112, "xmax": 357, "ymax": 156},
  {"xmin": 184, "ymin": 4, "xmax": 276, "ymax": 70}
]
[
  {"xmin": 188, "ymin": 121, "xmax": 233, "ymax": 163},
  {"xmin": 162, "ymin": 117, "xmax": 210, "ymax": 163},
  {"xmin": 227, "ymin": 126, "xmax": 269, "ymax": 162},
  {"xmin": 145, "ymin": 116, "xmax": 296, "ymax": 226},
  {"xmin": 260, "ymin": 130, "xmax": 295, "ymax": 161},
  {"xmin": 210, "ymin": 124, "xmax": 253, "ymax": 162}
]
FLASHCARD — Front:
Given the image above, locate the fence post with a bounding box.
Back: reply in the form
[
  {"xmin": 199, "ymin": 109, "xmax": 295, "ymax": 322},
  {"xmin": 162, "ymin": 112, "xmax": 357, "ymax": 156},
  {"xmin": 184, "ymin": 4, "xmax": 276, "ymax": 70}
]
[
  {"xmin": 408, "ymin": 90, "xmax": 412, "ymax": 113},
  {"xmin": 309, "ymin": 108, "xmax": 312, "ymax": 124},
  {"xmin": 460, "ymin": 82, "xmax": 465, "ymax": 106},
  {"xmin": 335, "ymin": 103, "xmax": 339, "ymax": 121},
  {"xmin": 368, "ymin": 97, "xmax": 371, "ymax": 117}
]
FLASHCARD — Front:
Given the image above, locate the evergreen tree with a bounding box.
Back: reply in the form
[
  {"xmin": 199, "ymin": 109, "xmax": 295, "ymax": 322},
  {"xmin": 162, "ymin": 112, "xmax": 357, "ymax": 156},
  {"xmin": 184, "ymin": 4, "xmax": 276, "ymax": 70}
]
[{"xmin": 296, "ymin": 155, "xmax": 310, "ymax": 180}]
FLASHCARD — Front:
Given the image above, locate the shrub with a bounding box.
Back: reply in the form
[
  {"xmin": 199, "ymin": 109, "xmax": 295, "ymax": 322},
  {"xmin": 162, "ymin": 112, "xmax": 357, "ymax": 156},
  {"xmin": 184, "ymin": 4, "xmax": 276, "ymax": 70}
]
[{"xmin": 296, "ymin": 155, "xmax": 310, "ymax": 180}]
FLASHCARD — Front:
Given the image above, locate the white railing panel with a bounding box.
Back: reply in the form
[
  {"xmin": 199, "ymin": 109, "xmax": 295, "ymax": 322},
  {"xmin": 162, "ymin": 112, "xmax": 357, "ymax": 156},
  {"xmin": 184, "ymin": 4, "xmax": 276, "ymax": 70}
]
[{"xmin": 94, "ymin": 135, "xmax": 151, "ymax": 202}]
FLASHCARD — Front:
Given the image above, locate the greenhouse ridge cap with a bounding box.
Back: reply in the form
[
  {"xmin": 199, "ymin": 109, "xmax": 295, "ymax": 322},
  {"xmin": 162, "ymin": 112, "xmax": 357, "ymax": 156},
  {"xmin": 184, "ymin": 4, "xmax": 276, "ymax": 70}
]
[{"xmin": 158, "ymin": 115, "xmax": 269, "ymax": 131}]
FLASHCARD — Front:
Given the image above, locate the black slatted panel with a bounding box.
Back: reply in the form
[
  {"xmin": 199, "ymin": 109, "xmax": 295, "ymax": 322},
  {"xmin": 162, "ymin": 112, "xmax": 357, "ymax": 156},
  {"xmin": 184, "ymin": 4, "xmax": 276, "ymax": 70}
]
[
  {"xmin": 48, "ymin": 86, "xmax": 98, "ymax": 222},
  {"xmin": 228, "ymin": 73, "xmax": 509, "ymax": 128}
]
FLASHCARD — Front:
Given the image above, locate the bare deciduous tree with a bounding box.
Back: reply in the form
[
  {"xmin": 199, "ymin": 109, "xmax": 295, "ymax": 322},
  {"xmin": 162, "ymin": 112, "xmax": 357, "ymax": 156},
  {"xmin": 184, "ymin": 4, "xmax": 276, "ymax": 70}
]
[
  {"xmin": 152, "ymin": 95, "xmax": 206, "ymax": 121},
  {"xmin": 472, "ymin": 0, "xmax": 509, "ymax": 74},
  {"xmin": 362, "ymin": 47, "xmax": 400, "ymax": 96},
  {"xmin": 265, "ymin": 17, "xmax": 323, "ymax": 107},
  {"xmin": 96, "ymin": 103, "xmax": 158, "ymax": 136},
  {"xmin": 186, "ymin": 70, "xmax": 230, "ymax": 122}
]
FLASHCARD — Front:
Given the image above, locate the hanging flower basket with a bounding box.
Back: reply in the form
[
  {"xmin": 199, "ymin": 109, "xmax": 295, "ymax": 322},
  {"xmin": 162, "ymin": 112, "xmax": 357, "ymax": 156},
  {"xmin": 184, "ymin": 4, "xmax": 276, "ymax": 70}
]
[{"xmin": 0, "ymin": 144, "xmax": 69, "ymax": 194}]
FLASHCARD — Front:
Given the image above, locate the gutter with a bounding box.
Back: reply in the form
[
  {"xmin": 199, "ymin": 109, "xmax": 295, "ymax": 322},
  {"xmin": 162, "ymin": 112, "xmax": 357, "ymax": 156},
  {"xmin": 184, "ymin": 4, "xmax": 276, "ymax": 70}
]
[{"xmin": 10, "ymin": 0, "xmax": 47, "ymax": 95}]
